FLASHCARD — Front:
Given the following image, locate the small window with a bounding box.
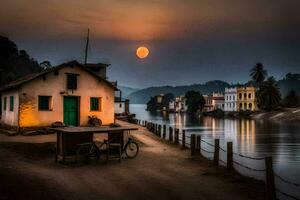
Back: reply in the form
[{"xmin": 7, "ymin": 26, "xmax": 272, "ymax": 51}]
[
  {"xmin": 4, "ymin": 97, "xmax": 7, "ymax": 111},
  {"xmin": 90, "ymin": 97, "xmax": 101, "ymax": 111},
  {"xmin": 244, "ymin": 93, "xmax": 247, "ymax": 99},
  {"xmin": 38, "ymin": 96, "xmax": 52, "ymax": 111},
  {"xmin": 119, "ymin": 103, "xmax": 122, "ymax": 108},
  {"xmin": 66, "ymin": 73, "xmax": 78, "ymax": 90},
  {"xmin": 239, "ymin": 93, "xmax": 242, "ymax": 99},
  {"xmin": 9, "ymin": 96, "xmax": 14, "ymax": 111},
  {"xmin": 248, "ymin": 93, "xmax": 251, "ymax": 99}
]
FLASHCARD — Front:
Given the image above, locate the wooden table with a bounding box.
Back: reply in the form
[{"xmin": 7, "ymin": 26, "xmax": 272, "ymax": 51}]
[{"xmin": 50, "ymin": 126, "xmax": 138, "ymax": 163}]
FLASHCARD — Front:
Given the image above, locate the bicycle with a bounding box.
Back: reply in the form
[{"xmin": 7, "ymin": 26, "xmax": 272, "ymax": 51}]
[{"xmin": 76, "ymin": 137, "xmax": 139, "ymax": 162}]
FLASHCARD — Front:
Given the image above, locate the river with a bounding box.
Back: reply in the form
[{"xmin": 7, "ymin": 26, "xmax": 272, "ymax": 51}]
[{"xmin": 131, "ymin": 104, "xmax": 300, "ymax": 199}]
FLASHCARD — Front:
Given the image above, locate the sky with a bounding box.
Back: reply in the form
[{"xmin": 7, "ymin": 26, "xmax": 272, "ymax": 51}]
[{"xmin": 0, "ymin": 0, "xmax": 299, "ymax": 88}]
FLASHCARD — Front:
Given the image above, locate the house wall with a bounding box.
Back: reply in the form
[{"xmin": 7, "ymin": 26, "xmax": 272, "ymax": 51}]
[
  {"xmin": 18, "ymin": 65, "xmax": 115, "ymax": 128},
  {"xmin": 0, "ymin": 90, "xmax": 19, "ymax": 127},
  {"xmin": 224, "ymin": 88, "xmax": 237, "ymax": 111},
  {"xmin": 236, "ymin": 87, "xmax": 257, "ymax": 111}
]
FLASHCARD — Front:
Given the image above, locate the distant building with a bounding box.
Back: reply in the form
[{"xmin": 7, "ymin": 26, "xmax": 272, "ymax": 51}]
[
  {"xmin": 203, "ymin": 93, "xmax": 224, "ymax": 112},
  {"xmin": 224, "ymin": 87, "xmax": 237, "ymax": 111},
  {"xmin": 237, "ymin": 86, "xmax": 257, "ymax": 111},
  {"xmin": 224, "ymin": 86, "xmax": 257, "ymax": 111},
  {"xmin": 169, "ymin": 96, "xmax": 187, "ymax": 113},
  {"xmin": 0, "ymin": 61, "xmax": 117, "ymax": 131}
]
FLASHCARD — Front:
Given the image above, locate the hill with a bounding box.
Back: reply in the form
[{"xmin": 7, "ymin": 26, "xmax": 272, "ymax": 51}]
[
  {"xmin": 118, "ymin": 85, "xmax": 140, "ymax": 99},
  {"xmin": 0, "ymin": 36, "xmax": 42, "ymax": 87},
  {"xmin": 127, "ymin": 80, "xmax": 230, "ymax": 104}
]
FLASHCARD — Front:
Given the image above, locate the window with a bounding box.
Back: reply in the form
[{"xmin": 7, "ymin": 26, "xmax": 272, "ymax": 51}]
[
  {"xmin": 248, "ymin": 93, "xmax": 251, "ymax": 99},
  {"xmin": 38, "ymin": 96, "xmax": 52, "ymax": 111},
  {"xmin": 9, "ymin": 96, "xmax": 14, "ymax": 111},
  {"xmin": 244, "ymin": 93, "xmax": 247, "ymax": 99},
  {"xmin": 229, "ymin": 96, "xmax": 231, "ymax": 100},
  {"xmin": 90, "ymin": 97, "xmax": 101, "ymax": 111},
  {"xmin": 119, "ymin": 103, "xmax": 122, "ymax": 108},
  {"xmin": 66, "ymin": 73, "xmax": 78, "ymax": 90},
  {"xmin": 233, "ymin": 96, "xmax": 235, "ymax": 100},
  {"xmin": 3, "ymin": 97, "xmax": 7, "ymax": 111},
  {"xmin": 239, "ymin": 93, "xmax": 242, "ymax": 99}
]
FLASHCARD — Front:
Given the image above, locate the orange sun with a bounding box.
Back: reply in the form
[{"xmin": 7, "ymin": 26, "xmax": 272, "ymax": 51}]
[{"xmin": 136, "ymin": 46, "xmax": 149, "ymax": 59}]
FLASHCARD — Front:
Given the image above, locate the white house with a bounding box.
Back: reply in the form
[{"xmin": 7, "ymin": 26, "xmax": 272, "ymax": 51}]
[
  {"xmin": 169, "ymin": 96, "xmax": 187, "ymax": 113},
  {"xmin": 0, "ymin": 61, "xmax": 117, "ymax": 132},
  {"xmin": 224, "ymin": 87, "xmax": 237, "ymax": 111}
]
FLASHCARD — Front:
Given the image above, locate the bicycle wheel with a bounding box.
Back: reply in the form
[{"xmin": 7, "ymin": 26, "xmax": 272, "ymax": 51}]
[
  {"xmin": 124, "ymin": 141, "xmax": 139, "ymax": 158},
  {"xmin": 76, "ymin": 143, "xmax": 93, "ymax": 162}
]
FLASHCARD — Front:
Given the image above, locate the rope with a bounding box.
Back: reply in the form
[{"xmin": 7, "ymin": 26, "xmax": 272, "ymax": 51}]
[
  {"xmin": 219, "ymin": 159, "xmax": 227, "ymax": 164},
  {"xmin": 276, "ymin": 189, "xmax": 300, "ymax": 200},
  {"xmin": 200, "ymin": 139, "xmax": 215, "ymax": 147},
  {"xmin": 275, "ymin": 173, "xmax": 300, "ymax": 187},
  {"xmin": 233, "ymin": 152, "xmax": 265, "ymax": 160},
  {"xmin": 200, "ymin": 148, "xmax": 214, "ymax": 154},
  {"xmin": 233, "ymin": 160, "xmax": 266, "ymax": 172},
  {"xmin": 219, "ymin": 146, "xmax": 226, "ymax": 152}
]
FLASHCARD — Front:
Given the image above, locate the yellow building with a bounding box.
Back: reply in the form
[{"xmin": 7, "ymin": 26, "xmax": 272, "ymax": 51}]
[
  {"xmin": 0, "ymin": 61, "xmax": 117, "ymax": 131},
  {"xmin": 236, "ymin": 86, "xmax": 257, "ymax": 111}
]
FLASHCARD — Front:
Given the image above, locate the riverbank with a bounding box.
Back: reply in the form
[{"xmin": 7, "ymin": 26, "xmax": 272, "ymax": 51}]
[
  {"xmin": 251, "ymin": 108, "xmax": 300, "ymax": 125},
  {"xmin": 0, "ymin": 120, "xmax": 264, "ymax": 200},
  {"xmin": 203, "ymin": 107, "xmax": 300, "ymax": 125}
]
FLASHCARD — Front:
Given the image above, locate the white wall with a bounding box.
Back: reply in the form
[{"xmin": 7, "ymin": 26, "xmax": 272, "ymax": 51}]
[{"xmin": 114, "ymin": 102, "xmax": 125, "ymax": 114}]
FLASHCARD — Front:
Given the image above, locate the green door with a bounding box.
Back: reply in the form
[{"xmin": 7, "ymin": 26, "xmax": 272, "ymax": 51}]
[{"xmin": 63, "ymin": 96, "xmax": 79, "ymax": 126}]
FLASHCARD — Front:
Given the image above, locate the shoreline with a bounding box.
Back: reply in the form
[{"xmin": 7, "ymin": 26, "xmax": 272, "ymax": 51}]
[{"xmin": 203, "ymin": 107, "xmax": 300, "ymax": 125}]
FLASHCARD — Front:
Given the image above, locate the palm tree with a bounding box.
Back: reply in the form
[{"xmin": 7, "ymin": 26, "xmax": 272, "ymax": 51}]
[
  {"xmin": 250, "ymin": 63, "xmax": 268, "ymax": 86},
  {"xmin": 257, "ymin": 77, "xmax": 281, "ymax": 111}
]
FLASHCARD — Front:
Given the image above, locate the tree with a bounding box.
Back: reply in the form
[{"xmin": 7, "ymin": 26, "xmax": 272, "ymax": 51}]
[
  {"xmin": 282, "ymin": 90, "xmax": 299, "ymax": 108},
  {"xmin": 185, "ymin": 90, "xmax": 205, "ymax": 114},
  {"xmin": 257, "ymin": 77, "xmax": 281, "ymax": 111},
  {"xmin": 40, "ymin": 61, "xmax": 52, "ymax": 69},
  {"xmin": 250, "ymin": 63, "xmax": 268, "ymax": 86},
  {"xmin": 284, "ymin": 73, "xmax": 300, "ymax": 81},
  {"xmin": 0, "ymin": 35, "xmax": 42, "ymax": 87},
  {"xmin": 146, "ymin": 93, "xmax": 174, "ymax": 111}
]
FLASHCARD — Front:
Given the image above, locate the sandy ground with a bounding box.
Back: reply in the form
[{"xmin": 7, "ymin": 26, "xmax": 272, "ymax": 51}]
[{"xmin": 0, "ymin": 121, "xmax": 265, "ymax": 200}]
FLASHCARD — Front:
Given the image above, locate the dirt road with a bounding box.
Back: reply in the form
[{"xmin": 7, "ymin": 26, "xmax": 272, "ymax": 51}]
[{"xmin": 0, "ymin": 121, "xmax": 264, "ymax": 200}]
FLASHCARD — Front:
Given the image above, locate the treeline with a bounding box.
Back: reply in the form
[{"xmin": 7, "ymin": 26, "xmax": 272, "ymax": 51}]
[{"xmin": 0, "ymin": 36, "xmax": 44, "ymax": 86}]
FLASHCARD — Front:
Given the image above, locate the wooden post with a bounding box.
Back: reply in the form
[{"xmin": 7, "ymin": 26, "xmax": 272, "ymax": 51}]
[
  {"xmin": 169, "ymin": 127, "xmax": 173, "ymax": 142},
  {"xmin": 227, "ymin": 142, "xmax": 233, "ymax": 171},
  {"xmin": 163, "ymin": 125, "xmax": 166, "ymax": 140},
  {"xmin": 182, "ymin": 130, "xmax": 186, "ymax": 148},
  {"xmin": 190, "ymin": 134, "xmax": 196, "ymax": 156},
  {"xmin": 265, "ymin": 157, "xmax": 276, "ymax": 200},
  {"xmin": 174, "ymin": 129, "xmax": 179, "ymax": 145},
  {"xmin": 158, "ymin": 125, "xmax": 162, "ymax": 137},
  {"xmin": 213, "ymin": 139, "xmax": 219, "ymax": 166},
  {"xmin": 196, "ymin": 135, "xmax": 201, "ymax": 154}
]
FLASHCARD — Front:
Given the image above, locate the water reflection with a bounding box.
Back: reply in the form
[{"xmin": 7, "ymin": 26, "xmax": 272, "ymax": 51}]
[{"xmin": 131, "ymin": 104, "xmax": 300, "ymax": 194}]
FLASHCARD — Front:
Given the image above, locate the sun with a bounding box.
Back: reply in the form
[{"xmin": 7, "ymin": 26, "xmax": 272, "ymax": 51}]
[{"xmin": 136, "ymin": 46, "xmax": 149, "ymax": 59}]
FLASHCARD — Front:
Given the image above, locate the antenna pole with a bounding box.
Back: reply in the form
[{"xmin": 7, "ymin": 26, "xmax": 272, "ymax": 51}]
[{"xmin": 84, "ymin": 28, "xmax": 90, "ymax": 64}]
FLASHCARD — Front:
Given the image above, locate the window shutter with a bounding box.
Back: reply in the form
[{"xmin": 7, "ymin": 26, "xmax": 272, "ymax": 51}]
[
  {"xmin": 9, "ymin": 96, "xmax": 14, "ymax": 111},
  {"xmin": 4, "ymin": 97, "xmax": 7, "ymax": 111},
  {"xmin": 67, "ymin": 74, "xmax": 78, "ymax": 90}
]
